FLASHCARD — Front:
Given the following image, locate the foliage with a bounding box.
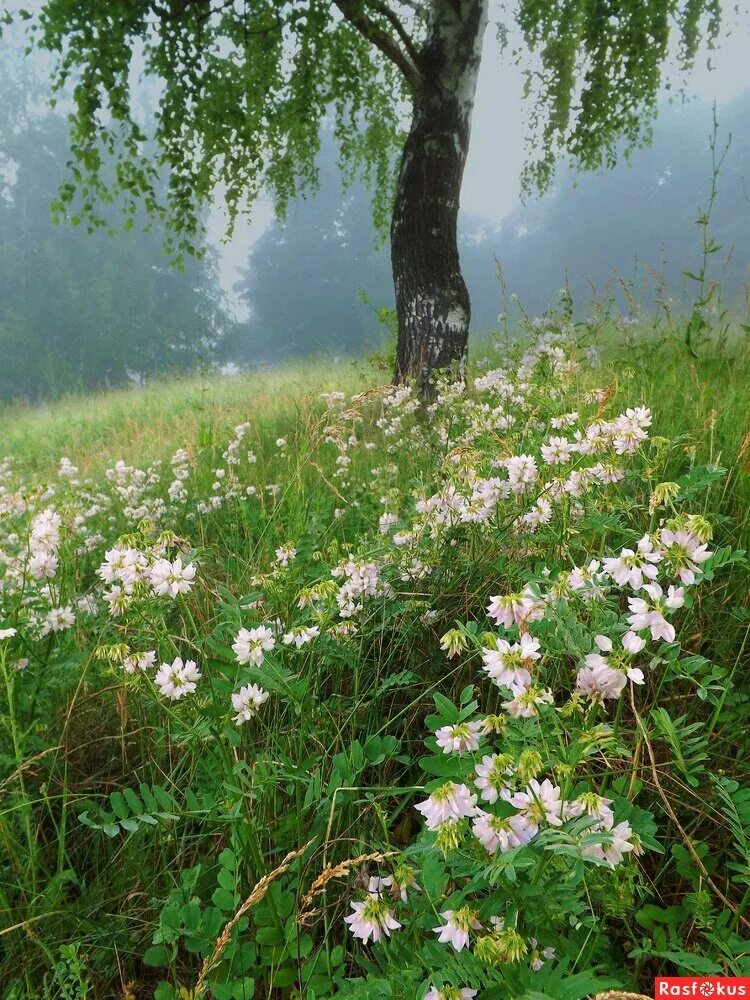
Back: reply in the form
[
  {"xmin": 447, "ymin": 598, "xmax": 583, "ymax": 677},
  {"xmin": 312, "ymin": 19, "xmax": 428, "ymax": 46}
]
[
  {"xmin": 515, "ymin": 0, "xmax": 723, "ymax": 192},
  {"xmin": 16, "ymin": 1, "xmax": 726, "ymax": 258},
  {"xmin": 1, "ymin": 303, "xmax": 750, "ymax": 998}
]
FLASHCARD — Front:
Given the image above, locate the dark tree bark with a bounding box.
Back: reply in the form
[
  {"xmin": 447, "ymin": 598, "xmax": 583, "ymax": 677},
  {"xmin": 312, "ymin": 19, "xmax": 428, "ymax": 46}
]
[{"xmin": 391, "ymin": 0, "xmax": 488, "ymax": 397}]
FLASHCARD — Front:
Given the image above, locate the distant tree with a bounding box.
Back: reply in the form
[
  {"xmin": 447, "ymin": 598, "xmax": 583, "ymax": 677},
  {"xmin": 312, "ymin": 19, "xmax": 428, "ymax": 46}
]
[
  {"xmin": 0, "ymin": 61, "xmax": 227, "ymax": 402},
  {"xmin": 26, "ymin": 0, "xmax": 726, "ymax": 393},
  {"xmin": 473, "ymin": 93, "xmax": 750, "ymax": 321},
  {"xmin": 232, "ymin": 131, "xmax": 392, "ymax": 363}
]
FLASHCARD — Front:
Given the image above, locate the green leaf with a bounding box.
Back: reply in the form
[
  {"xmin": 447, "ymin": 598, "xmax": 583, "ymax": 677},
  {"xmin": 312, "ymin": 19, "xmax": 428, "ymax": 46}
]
[
  {"xmin": 109, "ymin": 791, "xmax": 129, "ymax": 819},
  {"xmin": 212, "ymin": 888, "xmax": 237, "ymax": 911},
  {"xmin": 143, "ymin": 945, "xmax": 170, "ymax": 967},
  {"xmin": 123, "ymin": 787, "xmax": 143, "ymax": 814}
]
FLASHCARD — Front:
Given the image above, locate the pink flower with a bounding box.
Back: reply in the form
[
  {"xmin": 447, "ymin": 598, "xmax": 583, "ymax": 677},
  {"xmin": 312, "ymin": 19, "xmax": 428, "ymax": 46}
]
[
  {"xmin": 510, "ymin": 779, "xmax": 564, "ymax": 827},
  {"xmin": 481, "ymin": 633, "xmax": 540, "ymax": 694},
  {"xmin": 415, "ymin": 783, "xmax": 477, "ymax": 830},
  {"xmin": 435, "ymin": 721, "xmax": 483, "ymax": 755},
  {"xmin": 432, "ymin": 908, "xmax": 482, "ymax": 951},
  {"xmin": 344, "ymin": 898, "xmax": 401, "ymax": 944}
]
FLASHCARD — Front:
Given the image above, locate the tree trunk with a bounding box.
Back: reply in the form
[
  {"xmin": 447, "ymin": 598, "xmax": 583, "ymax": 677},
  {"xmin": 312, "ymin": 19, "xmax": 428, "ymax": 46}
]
[{"xmin": 391, "ymin": 0, "xmax": 488, "ymax": 397}]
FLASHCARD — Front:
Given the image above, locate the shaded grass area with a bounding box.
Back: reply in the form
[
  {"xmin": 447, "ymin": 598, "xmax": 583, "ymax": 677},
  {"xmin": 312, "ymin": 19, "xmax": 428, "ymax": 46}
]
[{"xmin": 0, "ymin": 360, "xmax": 375, "ymax": 476}]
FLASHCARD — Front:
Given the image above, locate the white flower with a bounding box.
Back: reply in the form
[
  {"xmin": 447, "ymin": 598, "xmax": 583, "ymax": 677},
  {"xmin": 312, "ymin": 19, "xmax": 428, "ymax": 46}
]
[
  {"xmin": 551, "ymin": 411, "xmax": 578, "ymax": 430},
  {"xmin": 577, "ymin": 633, "xmax": 646, "ymax": 701},
  {"xmin": 576, "ymin": 662, "xmax": 627, "ymax": 701},
  {"xmin": 505, "ymin": 454, "xmax": 538, "ymax": 493},
  {"xmin": 29, "ymin": 550, "xmax": 58, "ymax": 579},
  {"xmin": 502, "ymin": 686, "xmax": 553, "ymax": 718},
  {"xmin": 42, "ymin": 606, "xmax": 75, "ymax": 635},
  {"xmin": 275, "ymin": 545, "xmax": 297, "ymax": 567},
  {"xmin": 530, "ymin": 944, "xmax": 556, "ymax": 972},
  {"xmin": 472, "ymin": 810, "xmax": 521, "ymax": 853},
  {"xmin": 432, "ymin": 908, "xmax": 481, "ymax": 951},
  {"xmin": 435, "ymin": 720, "xmax": 483, "ymax": 755},
  {"xmin": 481, "ymin": 633, "xmax": 540, "ymax": 694},
  {"xmin": 390, "ymin": 866, "xmax": 420, "ymax": 902},
  {"xmin": 282, "ymin": 625, "xmax": 319, "ymax": 647},
  {"xmin": 344, "ymin": 897, "xmax": 401, "ymax": 944},
  {"xmin": 98, "ymin": 546, "xmax": 148, "ymax": 588},
  {"xmin": 622, "ymin": 630, "xmax": 646, "ymax": 654},
  {"xmin": 569, "ymin": 559, "xmax": 605, "ymax": 595},
  {"xmin": 510, "ymin": 778, "xmax": 564, "ymax": 827},
  {"xmin": 540, "ymin": 435, "xmax": 575, "ymax": 465},
  {"xmin": 627, "ymin": 583, "xmax": 683, "ymax": 642},
  {"xmin": 103, "ymin": 585, "xmax": 131, "ymax": 617},
  {"xmin": 659, "ymin": 528, "xmax": 712, "ymax": 585},
  {"xmin": 122, "ymin": 650, "xmax": 157, "ymax": 674},
  {"xmin": 474, "ymin": 753, "xmax": 515, "ymax": 803},
  {"xmin": 486, "ymin": 588, "xmax": 544, "ymax": 629},
  {"xmin": 58, "ymin": 456, "xmax": 79, "ymax": 478},
  {"xmin": 378, "ymin": 512, "xmax": 398, "ymax": 534},
  {"xmin": 582, "ymin": 819, "xmax": 635, "ymax": 867},
  {"xmin": 367, "ymin": 875, "xmax": 393, "ymax": 898},
  {"xmin": 76, "ymin": 594, "xmax": 98, "ymax": 615},
  {"xmin": 231, "ymin": 683, "xmax": 269, "ymax": 724},
  {"xmin": 665, "ymin": 584, "xmax": 685, "ymax": 609},
  {"xmin": 415, "ymin": 782, "xmax": 477, "ymax": 830},
  {"xmin": 149, "ymin": 557, "xmax": 196, "ymax": 598},
  {"xmin": 603, "ymin": 535, "xmax": 662, "ymax": 590},
  {"xmin": 232, "ymin": 625, "xmax": 276, "ymax": 665},
  {"xmin": 154, "ymin": 657, "xmax": 201, "ymax": 700},
  {"xmin": 0, "ymin": 627, "xmax": 17, "ymax": 640},
  {"xmin": 564, "ymin": 792, "xmax": 615, "ymax": 827}
]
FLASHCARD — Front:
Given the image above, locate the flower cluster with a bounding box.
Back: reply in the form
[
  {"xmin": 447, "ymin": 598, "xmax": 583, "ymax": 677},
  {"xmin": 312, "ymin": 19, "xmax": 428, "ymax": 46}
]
[{"xmin": 0, "ymin": 323, "xmax": 733, "ymax": 995}]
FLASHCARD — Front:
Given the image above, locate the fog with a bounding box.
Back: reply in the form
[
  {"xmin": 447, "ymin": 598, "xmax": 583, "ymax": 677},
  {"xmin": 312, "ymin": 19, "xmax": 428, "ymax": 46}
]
[{"xmin": 2, "ymin": 3, "xmax": 750, "ymax": 399}]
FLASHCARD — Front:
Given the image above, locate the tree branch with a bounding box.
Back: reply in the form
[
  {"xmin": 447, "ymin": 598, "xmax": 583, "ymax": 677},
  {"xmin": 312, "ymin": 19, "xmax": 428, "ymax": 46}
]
[
  {"xmin": 366, "ymin": 0, "xmax": 420, "ymax": 66},
  {"xmin": 333, "ymin": 0, "xmax": 423, "ymax": 92}
]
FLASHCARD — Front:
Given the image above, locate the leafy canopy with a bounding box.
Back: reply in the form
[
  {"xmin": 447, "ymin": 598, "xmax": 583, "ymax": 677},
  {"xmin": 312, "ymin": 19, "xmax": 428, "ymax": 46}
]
[{"xmin": 18, "ymin": 0, "xmax": 723, "ymax": 258}]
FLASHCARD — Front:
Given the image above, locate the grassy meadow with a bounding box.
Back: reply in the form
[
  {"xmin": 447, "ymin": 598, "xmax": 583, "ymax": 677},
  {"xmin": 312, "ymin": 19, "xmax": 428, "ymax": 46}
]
[{"xmin": 1, "ymin": 322, "xmax": 750, "ymax": 1000}]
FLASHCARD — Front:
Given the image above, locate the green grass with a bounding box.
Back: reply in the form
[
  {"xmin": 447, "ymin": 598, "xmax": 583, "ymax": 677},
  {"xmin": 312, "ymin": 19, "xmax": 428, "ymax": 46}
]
[
  {"xmin": 1, "ymin": 328, "xmax": 750, "ymax": 1000},
  {"xmin": 0, "ymin": 359, "xmax": 375, "ymax": 476}
]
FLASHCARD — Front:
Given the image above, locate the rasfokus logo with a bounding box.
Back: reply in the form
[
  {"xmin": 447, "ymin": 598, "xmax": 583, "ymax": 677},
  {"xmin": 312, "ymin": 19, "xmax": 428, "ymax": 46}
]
[{"xmin": 655, "ymin": 978, "xmax": 750, "ymax": 997}]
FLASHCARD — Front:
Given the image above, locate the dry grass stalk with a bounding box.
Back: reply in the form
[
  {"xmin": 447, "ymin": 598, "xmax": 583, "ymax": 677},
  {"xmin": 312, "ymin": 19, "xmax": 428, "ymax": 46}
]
[
  {"xmin": 193, "ymin": 839, "xmax": 313, "ymax": 999},
  {"xmin": 349, "ymin": 384, "xmax": 395, "ymax": 404},
  {"xmin": 299, "ymin": 850, "xmax": 395, "ymax": 914},
  {"xmin": 593, "ymin": 993, "xmax": 652, "ymax": 1000}
]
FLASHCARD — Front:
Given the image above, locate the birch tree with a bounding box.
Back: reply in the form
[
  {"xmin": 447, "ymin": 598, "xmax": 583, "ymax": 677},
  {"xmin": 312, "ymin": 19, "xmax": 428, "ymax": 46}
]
[{"xmin": 22, "ymin": 0, "xmax": 723, "ymax": 393}]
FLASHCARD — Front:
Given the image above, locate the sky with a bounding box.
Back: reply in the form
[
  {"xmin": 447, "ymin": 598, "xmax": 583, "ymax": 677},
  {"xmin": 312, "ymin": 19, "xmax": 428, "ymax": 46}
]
[{"xmin": 207, "ymin": 1, "xmax": 750, "ymax": 318}]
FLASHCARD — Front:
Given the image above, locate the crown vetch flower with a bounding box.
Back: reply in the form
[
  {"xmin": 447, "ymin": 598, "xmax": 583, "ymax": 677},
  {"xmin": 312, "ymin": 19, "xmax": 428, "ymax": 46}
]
[
  {"xmin": 481, "ymin": 633, "xmax": 540, "ymax": 695},
  {"xmin": 415, "ymin": 782, "xmax": 477, "ymax": 830},
  {"xmin": 154, "ymin": 657, "xmax": 201, "ymax": 700},
  {"xmin": 432, "ymin": 908, "xmax": 482, "ymax": 951},
  {"xmin": 474, "ymin": 753, "xmax": 515, "ymax": 803},
  {"xmin": 425, "ymin": 988, "xmax": 477, "ymax": 1000},
  {"xmin": 435, "ymin": 720, "xmax": 483, "ymax": 755},
  {"xmin": 231, "ymin": 682, "xmax": 269, "ymax": 724},
  {"xmin": 149, "ymin": 557, "xmax": 196, "ymax": 598},
  {"xmin": 232, "ymin": 625, "xmax": 276, "ymax": 666},
  {"xmin": 344, "ymin": 897, "xmax": 401, "ymax": 944},
  {"xmin": 627, "ymin": 583, "xmax": 684, "ymax": 642},
  {"xmin": 582, "ymin": 819, "xmax": 636, "ymax": 868},
  {"xmin": 603, "ymin": 534, "xmax": 662, "ymax": 590}
]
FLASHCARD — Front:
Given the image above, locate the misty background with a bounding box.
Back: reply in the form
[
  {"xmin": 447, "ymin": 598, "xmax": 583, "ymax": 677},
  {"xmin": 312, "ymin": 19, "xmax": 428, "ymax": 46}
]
[{"xmin": 2, "ymin": 6, "xmax": 750, "ymax": 401}]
